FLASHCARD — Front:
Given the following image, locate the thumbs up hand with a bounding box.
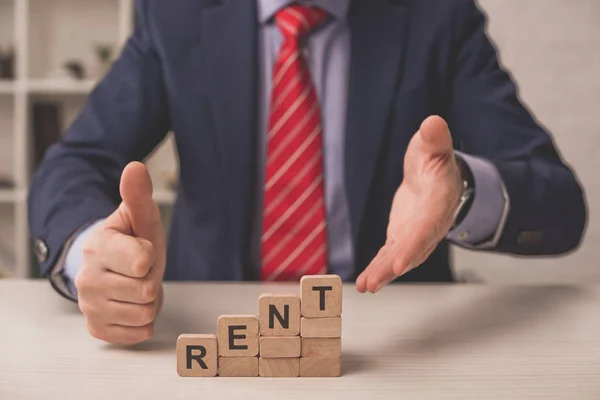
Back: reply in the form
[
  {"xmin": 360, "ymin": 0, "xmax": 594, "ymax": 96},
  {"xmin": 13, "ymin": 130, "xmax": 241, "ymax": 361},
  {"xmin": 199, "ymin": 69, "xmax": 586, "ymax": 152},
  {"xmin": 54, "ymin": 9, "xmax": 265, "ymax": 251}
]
[
  {"xmin": 75, "ymin": 162, "xmax": 166, "ymax": 345},
  {"xmin": 356, "ymin": 116, "xmax": 463, "ymax": 293}
]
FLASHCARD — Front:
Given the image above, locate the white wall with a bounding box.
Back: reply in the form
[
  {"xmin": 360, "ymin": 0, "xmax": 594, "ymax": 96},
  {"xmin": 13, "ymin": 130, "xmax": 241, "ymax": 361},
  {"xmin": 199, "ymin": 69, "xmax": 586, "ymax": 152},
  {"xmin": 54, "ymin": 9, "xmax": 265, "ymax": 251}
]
[{"xmin": 452, "ymin": 0, "xmax": 600, "ymax": 283}]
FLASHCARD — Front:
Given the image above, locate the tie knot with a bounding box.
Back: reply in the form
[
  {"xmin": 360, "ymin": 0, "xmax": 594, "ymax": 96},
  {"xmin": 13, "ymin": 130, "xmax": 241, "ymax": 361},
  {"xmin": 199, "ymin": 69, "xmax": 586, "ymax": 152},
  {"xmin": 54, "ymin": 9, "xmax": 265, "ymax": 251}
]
[{"xmin": 275, "ymin": 4, "xmax": 327, "ymax": 40}]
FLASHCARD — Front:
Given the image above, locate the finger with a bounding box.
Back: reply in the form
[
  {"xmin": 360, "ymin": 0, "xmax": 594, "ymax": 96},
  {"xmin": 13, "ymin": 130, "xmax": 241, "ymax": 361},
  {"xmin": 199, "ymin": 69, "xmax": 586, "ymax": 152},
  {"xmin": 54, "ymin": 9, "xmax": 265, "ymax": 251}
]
[
  {"xmin": 389, "ymin": 218, "xmax": 439, "ymax": 275},
  {"xmin": 117, "ymin": 162, "xmax": 163, "ymax": 242},
  {"xmin": 359, "ymin": 218, "xmax": 440, "ymax": 294},
  {"xmin": 106, "ymin": 300, "xmax": 159, "ymax": 327},
  {"xmin": 418, "ymin": 115, "xmax": 453, "ymax": 157},
  {"xmin": 87, "ymin": 321, "xmax": 154, "ymax": 345},
  {"xmin": 102, "ymin": 271, "xmax": 160, "ymax": 304},
  {"xmin": 80, "ymin": 296, "xmax": 159, "ymax": 327},
  {"xmin": 85, "ymin": 230, "xmax": 155, "ymax": 278},
  {"xmin": 356, "ymin": 245, "xmax": 394, "ymax": 293},
  {"xmin": 357, "ymin": 244, "xmax": 399, "ymax": 294},
  {"xmin": 355, "ymin": 270, "xmax": 368, "ymax": 293}
]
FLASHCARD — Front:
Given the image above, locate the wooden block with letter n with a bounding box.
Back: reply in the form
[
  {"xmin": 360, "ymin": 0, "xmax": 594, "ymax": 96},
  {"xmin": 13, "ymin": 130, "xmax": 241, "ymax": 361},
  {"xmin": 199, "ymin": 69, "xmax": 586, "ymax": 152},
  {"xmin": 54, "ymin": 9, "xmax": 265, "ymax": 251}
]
[
  {"xmin": 218, "ymin": 356, "xmax": 259, "ymax": 377},
  {"xmin": 259, "ymin": 357, "xmax": 300, "ymax": 377},
  {"xmin": 217, "ymin": 315, "xmax": 259, "ymax": 357},
  {"xmin": 258, "ymin": 293, "xmax": 300, "ymax": 336},
  {"xmin": 176, "ymin": 334, "xmax": 218, "ymax": 377},
  {"xmin": 300, "ymin": 275, "xmax": 342, "ymax": 318},
  {"xmin": 300, "ymin": 357, "xmax": 341, "ymax": 377}
]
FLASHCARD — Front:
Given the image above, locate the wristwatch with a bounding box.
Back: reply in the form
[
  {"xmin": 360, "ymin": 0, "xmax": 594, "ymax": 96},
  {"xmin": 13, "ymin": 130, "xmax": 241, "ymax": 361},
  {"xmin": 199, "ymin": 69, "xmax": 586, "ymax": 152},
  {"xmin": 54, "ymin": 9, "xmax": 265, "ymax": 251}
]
[{"xmin": 452, "ymin": 155, "xmax": 475, "ymax": 229}]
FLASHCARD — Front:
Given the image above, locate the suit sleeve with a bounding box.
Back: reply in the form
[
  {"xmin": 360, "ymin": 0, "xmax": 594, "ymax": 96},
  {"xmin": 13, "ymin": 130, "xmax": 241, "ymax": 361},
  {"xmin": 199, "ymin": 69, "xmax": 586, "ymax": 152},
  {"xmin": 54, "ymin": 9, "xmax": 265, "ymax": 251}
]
[
  {"xmin": 446, "ymin": 0, "xmax": 587, "ymax": 255},
  {"xmin": 28, "ymin": 0, "xmax": 170, "ymax": 276}
]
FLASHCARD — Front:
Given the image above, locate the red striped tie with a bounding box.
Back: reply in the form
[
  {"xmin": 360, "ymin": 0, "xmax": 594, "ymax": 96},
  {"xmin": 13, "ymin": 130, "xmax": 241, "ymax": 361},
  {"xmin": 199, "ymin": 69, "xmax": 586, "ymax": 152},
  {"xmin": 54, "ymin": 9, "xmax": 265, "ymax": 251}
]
[{"xmin": 260, "ymin": 5, "xmax": 328, "ymax": 281}]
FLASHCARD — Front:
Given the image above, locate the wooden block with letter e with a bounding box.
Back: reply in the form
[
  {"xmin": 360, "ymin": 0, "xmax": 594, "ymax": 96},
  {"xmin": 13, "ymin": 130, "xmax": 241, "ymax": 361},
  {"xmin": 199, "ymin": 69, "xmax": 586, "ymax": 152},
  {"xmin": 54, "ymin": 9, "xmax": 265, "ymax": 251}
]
[
  {"xmin": 176, "ymin": 334, "xmax": 218, "ymax": 377},
  {"xmin": 301, "ymin": 317, "xmax": 342, "ymax": 338},
  {"xmin": 300, "ymin": 357, "xmax": 341, "ymax": 377},
  {"xmin": 260, "ymin": 336, "xmax": 301, "ymax": 358},
  {"xmin": 217, "ymin": 315, "xmax": 259, "ymax": 357},
  {"xmin": 301, "ymin": 338, "xmax": 341, "ymax": 357},
  {"xmin": 218, "ymin": 356, "xmax": 259, "ymax": 377},
  {"xmin": 300, "ymin": 275, "xmax": 342, "ymax": 318},
  {"xmin": 258, "ymin": 293, "xmax": 300, "ymax": 336},
  {"xmin": 259, "ymin": 357, "xmax": 300, "ymax": 377}
]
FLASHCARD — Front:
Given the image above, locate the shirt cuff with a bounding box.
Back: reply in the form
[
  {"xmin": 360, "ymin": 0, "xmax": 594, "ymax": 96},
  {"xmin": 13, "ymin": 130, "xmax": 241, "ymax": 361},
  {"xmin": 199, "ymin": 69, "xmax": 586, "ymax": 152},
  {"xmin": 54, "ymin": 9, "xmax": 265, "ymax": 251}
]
[
  {"xmin": 447, "ymin": 152, "xmax": 510, "ymax": 249},
  {"xmin": 49, "ymin": 219, "xmax": 105, "ymax": 300}
]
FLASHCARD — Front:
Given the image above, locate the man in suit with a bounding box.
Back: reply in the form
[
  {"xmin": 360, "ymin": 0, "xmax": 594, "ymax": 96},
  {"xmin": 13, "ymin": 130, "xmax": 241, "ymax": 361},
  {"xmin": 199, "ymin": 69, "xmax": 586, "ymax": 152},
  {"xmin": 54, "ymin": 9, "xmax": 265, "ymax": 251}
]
[{"xmin": 29, "ymin": 0, "xmax": 586, "ymax": 344}]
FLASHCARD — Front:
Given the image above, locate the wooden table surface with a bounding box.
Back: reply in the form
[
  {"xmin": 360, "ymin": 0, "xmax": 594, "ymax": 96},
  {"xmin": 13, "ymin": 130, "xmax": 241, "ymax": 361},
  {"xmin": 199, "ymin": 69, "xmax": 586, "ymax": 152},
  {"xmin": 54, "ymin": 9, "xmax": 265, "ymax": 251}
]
[{"xmin": 1, "ymin": 281, "xmax": 599, "ymax": 399}]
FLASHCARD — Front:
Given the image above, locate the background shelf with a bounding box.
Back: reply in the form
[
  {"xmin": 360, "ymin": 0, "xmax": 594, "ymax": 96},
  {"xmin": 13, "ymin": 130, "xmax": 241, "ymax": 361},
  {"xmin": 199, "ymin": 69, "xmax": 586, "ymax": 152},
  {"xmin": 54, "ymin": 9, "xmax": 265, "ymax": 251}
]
[
  {"xmin": 0, "ymin": 189, "xmax": 26, "ymax": 203},
  {"xmin": 0, "ymin": 203, "xmax": 16, "ymax": 277},
  {"xmin": 0, "ymin": 0, "xmax": 175, "ymax": 278},
  {"xmin": 0, "ymin": 81, "xmax": 15, "ymax": 94},
  {"xmin": 0, "ymin": 96, "xmax": 14, "ymax": 190},
  {"xmin": 27, "ymin": 79, "xmax": 97, "ymax": 95}
]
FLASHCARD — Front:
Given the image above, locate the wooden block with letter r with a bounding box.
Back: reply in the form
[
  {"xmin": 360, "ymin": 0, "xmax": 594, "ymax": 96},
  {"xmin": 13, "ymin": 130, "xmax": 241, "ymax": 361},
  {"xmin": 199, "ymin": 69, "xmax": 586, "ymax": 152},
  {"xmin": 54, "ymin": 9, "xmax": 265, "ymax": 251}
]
[
  {"xmin": 260, "ymin": 336, "xmax": 301, "ymax": 358},
  {"xmin": 176, "ymin": 334, "xmax": 218, "ymax": 377},
  {"xmin": 300, "ymin": 275, "xmax": 342, "ymax": 318},
  {"xmin": 258, "ymin": 293, "xmax": 300, "ymax": 336},
  {"xmin": 301, "ymin": 317, "xmax": 341, "ymax": 338},
  {"xmin": 218, "ymin": 356, "xmax": 259, "ymax": 377},
  {"xmin": 259, "ymin": 357, "xmax": 300, "ymax": 377},
  {"xmin": 300, "ymin": 357, "xmax": 341, "ymax": 377},
  {"xmin": 217, "ymin": 315, "xmax": 259, "ymax": 357}
]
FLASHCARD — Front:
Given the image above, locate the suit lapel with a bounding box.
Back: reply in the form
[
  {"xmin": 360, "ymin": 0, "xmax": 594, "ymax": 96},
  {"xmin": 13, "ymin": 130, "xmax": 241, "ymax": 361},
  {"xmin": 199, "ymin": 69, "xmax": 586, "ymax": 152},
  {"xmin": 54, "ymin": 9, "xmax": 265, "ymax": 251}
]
[
  {"xmin": 201, "ymin": 0, "xmax": 258, "ymax": 280},
  {"xmin": 345, "ymin": 0, "xmax": 409, "ymax": 245}
]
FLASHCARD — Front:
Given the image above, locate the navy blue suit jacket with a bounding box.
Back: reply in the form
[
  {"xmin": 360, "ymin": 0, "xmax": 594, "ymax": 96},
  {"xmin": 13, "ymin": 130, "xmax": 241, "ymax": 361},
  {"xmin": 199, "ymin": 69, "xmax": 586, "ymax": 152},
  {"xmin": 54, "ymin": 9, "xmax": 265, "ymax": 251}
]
[{"xmin": 29, "ymin": 0, "xmax": 586, "ymax": 283}]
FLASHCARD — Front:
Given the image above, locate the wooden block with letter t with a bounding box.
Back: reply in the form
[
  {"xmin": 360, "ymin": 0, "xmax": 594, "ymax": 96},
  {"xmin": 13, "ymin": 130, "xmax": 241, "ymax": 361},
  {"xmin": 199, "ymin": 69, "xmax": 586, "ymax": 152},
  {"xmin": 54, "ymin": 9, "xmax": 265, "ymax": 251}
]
[
  {"xmin": 300, "ymin": 275, "xmax": 342, "ymax": 318},
  {"xmin": 218, "ymin": 356, "xmax": 259, "ymax": 377},
  {"xmin": 217, "ymin": 315, "xmax": 259, "ymax": 357},
  {"xmin": 258, "ymin": 293, "xmax": 300, "ymax": 336},
  {"xmin": 176, "ymin": 334, "xmax": 218, "ymax": 377},
  {"xmin": 300, "ymin": 357, "xmax": 341, "ymax": 377}
]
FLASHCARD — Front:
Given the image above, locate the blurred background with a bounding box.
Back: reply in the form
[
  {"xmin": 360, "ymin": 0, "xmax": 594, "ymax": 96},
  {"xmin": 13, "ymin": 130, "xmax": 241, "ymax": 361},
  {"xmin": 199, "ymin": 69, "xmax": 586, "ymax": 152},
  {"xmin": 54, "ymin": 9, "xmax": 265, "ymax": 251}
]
[{"xmin": 0, "ymin": 0, "xmax": 597, "ymax": 283}]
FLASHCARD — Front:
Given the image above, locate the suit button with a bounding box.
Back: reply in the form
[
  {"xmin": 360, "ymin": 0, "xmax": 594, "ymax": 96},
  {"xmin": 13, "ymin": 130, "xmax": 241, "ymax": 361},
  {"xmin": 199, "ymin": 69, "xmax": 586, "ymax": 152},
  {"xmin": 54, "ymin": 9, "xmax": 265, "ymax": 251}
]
[
  {"xmin": 33, "ymin": 238, "xmax": 49, "ymax": 263},
  {"xmin": 457, "ymin": 231, "xmax": 470, "ymax": 241},
  {"xmin": 517, "ymin": 230, "xmax": 543, "ymax": 246}
]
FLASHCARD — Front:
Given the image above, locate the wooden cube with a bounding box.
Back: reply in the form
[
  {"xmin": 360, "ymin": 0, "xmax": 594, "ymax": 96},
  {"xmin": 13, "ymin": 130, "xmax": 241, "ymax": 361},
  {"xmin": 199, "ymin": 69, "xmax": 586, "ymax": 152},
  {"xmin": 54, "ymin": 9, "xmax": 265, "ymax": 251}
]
[
  {"xmin": 300, "ymin": 357, "xmax": 341, "ymax": 377},
  {"xmin": 217, "ymin": 315, "xmax": 259, "ymax": 357},
  {"xmin": 301, "ymin": 338, "xmax": 341, "ymax": 357},
  {"xmin": 176, "ymin": 334, "xmax": 218, "ymax": 377},
  {"xmin": 259, "ymin": 357, "xmax": 300, "ymax": 377},
  {"xmin": 218, "ymin": 356, "xmax": 259, "ymax": 377},
  {"xmin": 300, "ymin": 275, "xmax": 342, "ymax": 318},
  {"xmin": 260, "ymin": 336, "xmax": 301, "ymax": 358},
  {"xmin": 300, "ymin": 317, "xmax": 341, "ymax": 338},
  {"xmin": 258, "ymin": 293, "xmax": 301, "ymax": 336}
]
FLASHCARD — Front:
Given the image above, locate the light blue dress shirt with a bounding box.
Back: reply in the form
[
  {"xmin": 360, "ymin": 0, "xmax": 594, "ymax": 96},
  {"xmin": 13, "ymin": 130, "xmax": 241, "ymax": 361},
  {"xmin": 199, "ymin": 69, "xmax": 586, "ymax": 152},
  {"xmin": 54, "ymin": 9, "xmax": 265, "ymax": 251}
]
[{"xmin": 61, "ymin": 0, "xmax": 508, "ymax": 292}]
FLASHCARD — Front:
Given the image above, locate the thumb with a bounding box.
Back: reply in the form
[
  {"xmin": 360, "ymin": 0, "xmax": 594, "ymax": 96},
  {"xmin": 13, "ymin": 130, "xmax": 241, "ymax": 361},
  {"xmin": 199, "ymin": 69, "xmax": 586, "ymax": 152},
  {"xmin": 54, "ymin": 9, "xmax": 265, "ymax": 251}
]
[
  {"xmin": 108, "ymin": 162, "xmax": 162, "ymax": 242},
  {"xmin": 418, "ymin": 115, "xmax": 454, "ymax": 157}
]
